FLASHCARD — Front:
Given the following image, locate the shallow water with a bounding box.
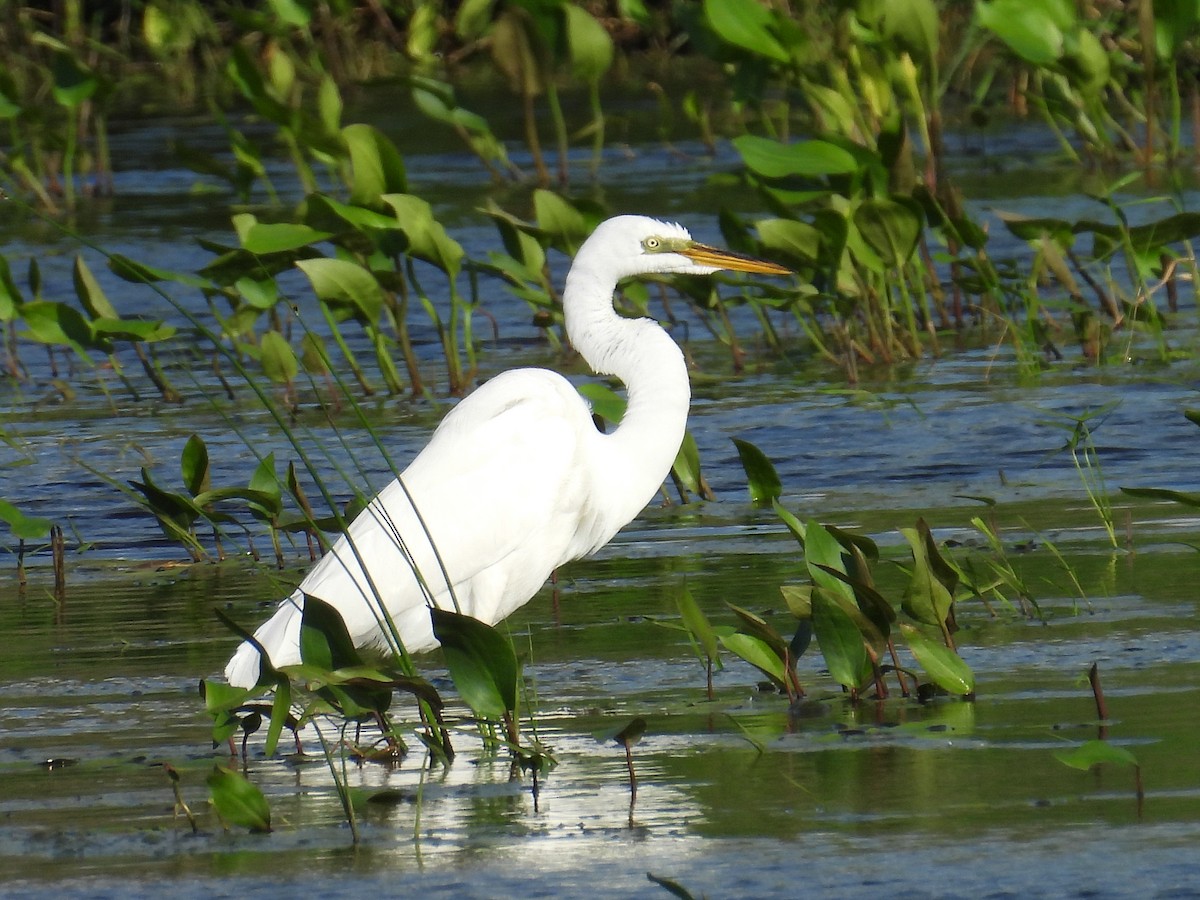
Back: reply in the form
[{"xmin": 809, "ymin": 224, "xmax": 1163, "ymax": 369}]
[{"xmin": 3, "ymin": 92, "xmax": 1200, "ymax": 896}]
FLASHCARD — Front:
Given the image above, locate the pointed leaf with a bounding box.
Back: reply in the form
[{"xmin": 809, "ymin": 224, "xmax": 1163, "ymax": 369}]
[
  {"xmin": 431, "ymin": 608, "xmax": 519, "ymax": 720},
  {"xmin": 900, "ymin": 624, "xmax": 975, "ymax": 695},
  {"xmin": 732, "ymin": 437, "xmax": 782, "ymax": 503},
  {"xmin": 300, "ymin": 593, "xmax": 363, "ymax": 672},
  {"xmin": 207, "ymin": 765, "xmax": 272, "ymax": 832},
  {"xmin": 811, "ymin": 589, "xmax": 872, "ymax": 691}
]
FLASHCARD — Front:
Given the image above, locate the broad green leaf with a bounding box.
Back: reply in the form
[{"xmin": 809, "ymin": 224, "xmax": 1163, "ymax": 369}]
[
  {"xmin": 207, "ymin": 765, "xmax": 272, "ymax": 832},
  {"xmin": 812, "ymin": 589, "xmax": 872, "ymax": 691},
  {"xmin": 299, "ymin": 593, "xmax": 363, "ymax": 672},
  {"xmin": 180, "ymin": 434, "xmax": 210, "ymax": 498},
  {"xmin": 1054, "ymin": 739, "xmax": 1139, "ymax": 771},
  {"xmin": 976, "ymin": 0, "xmax": 1067, "ymax": 65},
  {"xmin": 755, "ymin": 218, "xmax": 823, "ymax": 265},
  {"xmin": 780, "ymin": 584, "xmax": 812, "ymax": 618},
  {"xmin": 380, "ymin": 194, "xmax": 464, "ymax": 277},
  {"xmin": 564, "ymin": 4, "xmax": 613, "ymax": 81},
  {"xmin": 236, "ymin": 277, "xmax": 279, "ymax": 311},
  {"xmin": 343, "ymin": 123, "xmax": 407, "ymax": 206},
  {"xmin": 734, "ymin": 135, "xmax": 860, "ymax": 179},
  {"xmin": 717, "ymin": 630, "xmax": 788, "ymax": 688},
  {"xmin": 296, "ymin": 257, "xmax": 385, "ymax": 322},
  {"xmin": 900, "ymin": 624, "xmax": 975, "ymax": 695},
  {"xmin": 533, "ymin": 190, "xmax": 591, "ymax": 251},
  {"xmin": 853, "ymin": 197, "xmax": 923, "ymax": 268},
  {"xmin": 431, "ymin": 608, "xmax": 519, "ymax": 720},
  {"xmin": 732, "ymin": 437, "xmax": 782, "ymax": 503},
  {"xmin": 260, "ymin": 330, "xmax": 299, "ymax": 384},
  {"xmin": 240, "ymin": 222, "xmax": 332, "ymax": 255},
  {"xmin": 0, "ymin": 498, "xmax": 53, "ymax": 539},
  {"xmin": 803, "ymin": 520, "xmax": 854, "ymax": 601},
  {"xmin": 247, "ymin": 453, "xmax": 283, "ymax": 520},
  {"xmin": 726, "ymin": 604, "xmax": 791, "ymax": 662},
  {"xmin": 900, "ymin": 519, "xmax": 957, "ymax": 626},
  {"xmin": 20, "ymin": 301, "xmax": 100, "ymax": 356},
  {"xmin": 703, "ymin": 0, "xmax": 789, "ymax": 62}
]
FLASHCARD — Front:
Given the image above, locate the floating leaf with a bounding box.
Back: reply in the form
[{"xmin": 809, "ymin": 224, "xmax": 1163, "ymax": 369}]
[{"xmin": 1054, "ymin": 739, "xmax": 1138, "ymax": 771}]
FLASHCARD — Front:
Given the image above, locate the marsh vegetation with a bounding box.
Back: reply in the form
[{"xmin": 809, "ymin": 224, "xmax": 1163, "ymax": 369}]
[{"xmin": 2, "ymin": 1, "xmax": 1200, "ymax": 896}]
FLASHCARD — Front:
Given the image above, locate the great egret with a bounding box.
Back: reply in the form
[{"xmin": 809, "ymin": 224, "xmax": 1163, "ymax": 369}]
[{"xmin": 225, "ymin": 215, "xmax": 790, "ymax": 688}]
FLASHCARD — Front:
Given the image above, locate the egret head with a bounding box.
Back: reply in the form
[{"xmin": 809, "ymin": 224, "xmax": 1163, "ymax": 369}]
[{"xmin": 580, "ymin": 215, "xmax": 792, "ymax": 281}]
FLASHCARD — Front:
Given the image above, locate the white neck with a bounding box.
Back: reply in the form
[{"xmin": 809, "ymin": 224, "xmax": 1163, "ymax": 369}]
[{"xmin": 564, "ymin": 264, "xmax": 691, "ymax": 536}]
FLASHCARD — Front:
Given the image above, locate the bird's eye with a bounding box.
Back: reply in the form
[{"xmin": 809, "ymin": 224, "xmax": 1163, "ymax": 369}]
[{"xmin": 643, "ymin": 237, "xmax": 661, "ymax": 251}]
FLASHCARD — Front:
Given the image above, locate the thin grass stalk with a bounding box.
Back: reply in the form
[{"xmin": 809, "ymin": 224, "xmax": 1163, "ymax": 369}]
[{"xmin": 319, "ymin": 303, "xmax": 375, "ymax": 394}]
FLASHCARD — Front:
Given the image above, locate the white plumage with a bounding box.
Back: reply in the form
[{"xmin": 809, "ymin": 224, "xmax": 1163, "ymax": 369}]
[{"xmin": 225, "ymin": 215, "xmax": 789, "ymax": 687}]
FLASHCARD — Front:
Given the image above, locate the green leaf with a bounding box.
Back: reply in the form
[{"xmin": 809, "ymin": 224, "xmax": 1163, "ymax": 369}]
[
  {"xmin": 677, "ymin": 586, "xmax": 720, "ymax": 664},
  {"xmin": 755, "ymin": 218, "xmax": 824, "ymax": 265},
  {"xmin": 853, "ymin": 197, "xmax": 923, "ymax": 268},
  {"xmin": 380, "ymin": 194, "xmax": 464, "ymax": 277},
  {"xmin": 0, "ymin": 253, "xmax": 23, "ymax": 321},
  {"xmin": 811, "ymin": 589, "xmax": 872, "ymax": 691},
  {"xmin": 247, "ymin": 453, "xmax": 283, "ymax": 520},
  {"xmin": 732, "ymin": 437, "xmax": 782, "ymax": 503},
  {"xmin": 734, "ymin": 135, "xmax": 860, "ymax": 179},
  {"xmin": 1054, "ymin": 739, "xmax": 1139, "ymax": 771},
  {"xmin": 72, "ymin": 255, "xmax": 118, "ymax": 319},
  {"xmin": 900, "ymin": 518, "xmax": 957, "ymax": 627},
  {"xmin": 0, "ymin": 498, "xmax": 53, "ymax": 539},
  {"xmin": 240, "ymin": 222, "xmax": 332, "ymax": 255},
  {"xmin": 717, "ymin": 630, "xmax": 788, "ymax": 688},
  {"xmin": 51, "ymin": 51, "xmax": 98, "ymax": 108},
  {"xmin": 20, "ymin": 300, "xmax": 101, "ymax": 356},
  {"xmin": 803, "ymin": 520, "xmax": 854, "ymax": 602},
  {"xmin": 342, "ymin": 123, "xmax": 407, "ymax": 206},
  {"xmin": 260, "ymin": 330, "xmax": 298, "ymax": 384},
  {"xmin": 299, "ymin": 593, "xmax": 363, "ymax": 672},
  {"xmin": 976, "ymin": 0, "xmax": 1068, "ymax": 65},
  {"xmin": 431, "ymin": 608, "xmax": 519, "ymax": 720},
  {"xmin": 296, "ymin": 257, "xmax": 385, "ymax": 322},
  {"xmin": 180, "ymin": 434, "xmax": 210, "ymax": 498},
  {"xmin": 703, "ymin": 0, "xmax": 789, "ymax": 62},
  {"xmin": 207, "ymin": 765, "xmax": 272, "ymax": 832},
  {"xmin": 563, "ymin": 4, "xmax": 613, "ymax": 82},
  {"xmin": 900, "ymin": 624, "xmax": 975, "ymax": 695}
]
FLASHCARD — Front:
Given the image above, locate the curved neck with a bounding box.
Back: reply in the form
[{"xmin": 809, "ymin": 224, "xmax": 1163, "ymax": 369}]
[{"xmin": 565, "ymin": 265, "xmax": 691, "ymax": 530}]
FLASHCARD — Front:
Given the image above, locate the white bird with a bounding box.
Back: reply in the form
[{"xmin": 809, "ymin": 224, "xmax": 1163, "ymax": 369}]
[{"xmin": 225, "ymin": 215, "xmax": 790, "ymax": 688}]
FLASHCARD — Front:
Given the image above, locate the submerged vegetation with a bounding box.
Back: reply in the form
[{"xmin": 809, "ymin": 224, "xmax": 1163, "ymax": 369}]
[{"xmin": 1, "ymin": 0, "xmax": 1198, "ymax": 863}]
